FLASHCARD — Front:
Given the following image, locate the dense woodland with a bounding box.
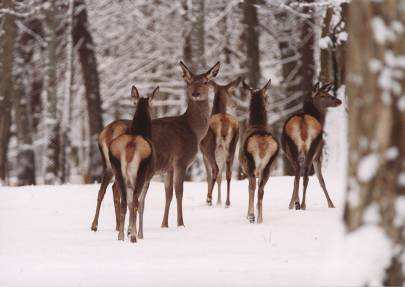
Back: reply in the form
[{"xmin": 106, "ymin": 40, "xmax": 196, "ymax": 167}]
[
  {"xmin": 0, "ymin": 0, "xmax": 404, "ymax": 284},
  {"xmin": 0, "ymin": 0, "xmax": 347, "ymax": 185}
]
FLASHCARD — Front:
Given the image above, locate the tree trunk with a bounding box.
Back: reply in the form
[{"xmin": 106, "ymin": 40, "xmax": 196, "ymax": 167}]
[
  {"xmin": 13, "ymin": 22, "xmax": 39, "ymax": 186},
  {"xmin": 44, "ymin": 0, "xmax": 60, "ymax": 184},
  {"xmin": 242, "ymin": 0, "xmax": 260, "ymax": 87},
  {"xmin": 0, "ymin": 0, "xmax": 16, "ymax": 184},
  {"xmin": 72, "ymin": 0, "xmax": 103, "ymax": 183},
  {"xmin": 190, "ymin": 0, "xmax": 205, "ymax": 70},
  {"xmin": 344, "ymin": 1, "xmax": 404, "ymax": 285},
  {"xmin": 319, "ymin": 7, "xmax": 333, "ymax": 83}
]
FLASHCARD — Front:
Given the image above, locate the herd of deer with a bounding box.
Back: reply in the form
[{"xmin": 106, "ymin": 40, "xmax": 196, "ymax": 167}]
[{"xmin": 90, "ymin": 61, "xmax": 342, "ymax": 243}]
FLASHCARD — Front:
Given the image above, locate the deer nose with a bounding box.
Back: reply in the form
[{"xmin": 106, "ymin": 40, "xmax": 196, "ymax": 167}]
[{"xmin": 192, "ymin": 91, "xmax": 200, "ymax": 98}]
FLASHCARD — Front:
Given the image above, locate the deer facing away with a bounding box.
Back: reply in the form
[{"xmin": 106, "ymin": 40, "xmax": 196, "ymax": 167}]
[
  {"xmin": 109, "ymin": 86, "xmax": 158, "ymax": 242},
  {"xmin": 281, "ymin": 82, "xmax": 342, "ymax": 210},
  {"xmin": 200, "ymin": 77, "xmax": 241, "ymax": 207},
  {"xmin": 239, "ymin": 79, "xmax": 279, "ymax": 224}
]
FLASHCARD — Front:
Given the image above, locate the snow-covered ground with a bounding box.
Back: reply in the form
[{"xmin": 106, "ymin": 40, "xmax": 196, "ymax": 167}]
[{"xmin": 0, "ymin": 175, "xmax": 387, "ymax": 286}]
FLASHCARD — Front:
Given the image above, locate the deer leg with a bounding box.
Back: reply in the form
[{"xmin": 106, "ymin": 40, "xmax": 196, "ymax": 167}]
[
  {"xmin": 216, "ymin": 169, "xmax": 222, "ymax": 205},
  {"xmin": 112, "ymin": 182, "xmax": 121, "ymax": 231},
  {"xmin": 118, "ymin": 191, "xmax": 127, "ymax": 241},
  {"xmin": 257, "ymin": 164, "xmax": 271, "ymax": 224},
  {"xmin": 129, "ymin": 194, "xmax": 138, "ymax": 243},
  {"xmin": 314, "ymin": 160, "xmax": 335, "ymax": 208},
  {"xmin": 174, "ymin": 167, "xmax": 186, "ymax": 227},
  {"xmin": 161, "ymin": 170, "xmax": 174, "ymax": 228},
  {"xmin": 301, "ymin": 174, "xmax": 309, "ymax": 210},
  {"xmin": 126, "ymin": 187, "xmax": 136, "ymax": 242},
  {"xmin": 203, "ymin": 156, "xmax": 212, "ymax": 204},
  {"xmin": 91, "ymin": 171, "xmax": 113, "ymax": 231},
  {"xmin": 138, "ymin": 182, "xmax": 149, "ymax": 239},
  {"xmin": 247, "ymin": 176, "xmax": 256, "ymax": 223},
  {"xmin": 225, "ymin": 160, "xmax": 232, "ymax": 208},
  {"xmin": 289, "ymin": 172, "xmax": 301, "ymax": 210},
  {"xmin": 207, "ymin": 164, "xmax": 218, "ymax": 206}
]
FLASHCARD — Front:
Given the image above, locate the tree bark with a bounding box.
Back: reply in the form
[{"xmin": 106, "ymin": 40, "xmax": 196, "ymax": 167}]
[
  {"xmin": 319, "ymin": 7, "xmax": 333, "ymax": 83},
  {"xmin": 344, "ymin": 1, "xmax": 404, "ymax": 285},
  {"xmin": 13, "ymin": 21, "xmax": 40, "ymax": 186},
  {"xmin": 72, "ymin": 0, "xmax": 103, "ymax": 183},
  {"xmin": 44, "ymin": 0, "xmax": 60, "ymax": 184},
  {"xmin": 190, "ymin": 0, "xmax": 206, "ymax": 70},
  {"xmin": 0, "ymin": 0, "xmax": 16, "ymax": 184},
  {"xmin": 241, "ymin": 0, "xmax": 260, "ymax": 88}
]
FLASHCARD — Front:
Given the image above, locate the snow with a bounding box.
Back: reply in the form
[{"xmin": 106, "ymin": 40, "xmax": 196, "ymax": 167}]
[
  {"xmin": 357, "ymin": 153, "xmax": 379, "ymax": 183},
  {"xmin": 0, "ymin": 175, "xmax": 389, "ymax": 286}
]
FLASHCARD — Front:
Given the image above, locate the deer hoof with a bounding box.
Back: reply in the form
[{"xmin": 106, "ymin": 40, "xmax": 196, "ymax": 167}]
[
  {"xmin": 118, "ymin": 232, "xmax": 125, "ymax": 241},
  {"xmin": 248, "ymin": 215, "xmax": 255, "ymax": 223},
  {"xmin": 130, "ymin": 235, "xmax": 137, "ymax": 243},
  {"xmin": 301, "ymin": 203, "xmax": 306, "ymax": 210},
  {"xmin": 137, "ymin": 233, "xmax": 144, "ymax": 240},
  {"xmin": 206, "ymin": 199, "xmax": 212, "ymax": 206},
  {"xmin": 161, "ymin": 223, "xmax": 168, "ymax": 228},
  {"xmin": 91, "ymin": 224, "xmax": 98, "ymax": 232},
  {"xmin": 328, "ymin": 202, "xmax": 335, "ymax": 208},
  {"xmin": 295, "ymin": 202, "xmax": 301, "ymax": 210},
  {"xmin": 225, "ymin": 202, "xmax": 230, "ymax": 208}
]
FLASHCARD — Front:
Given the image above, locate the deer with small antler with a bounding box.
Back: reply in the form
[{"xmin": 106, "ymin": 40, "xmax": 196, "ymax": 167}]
[
  {"xmin": 200, "ymin": 77, "xmax": 241, "ymax": 207},
  {"xmin": 239, "ymin": 79, "xmax": 279, "ymax": 224},
  {"xmin": 109, "ymin": 85, "xmax": 158, "ymax": 242},
  {"xmin": 281, "ymin": 82, "xmax": 342, "ymax": 210}
]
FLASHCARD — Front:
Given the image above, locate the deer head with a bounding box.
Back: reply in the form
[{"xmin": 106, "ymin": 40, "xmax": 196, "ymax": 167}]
[
  {"xmin": 131, "ymin": 85, "xmax": 159, "ymax": 109},
  {"xmin": 311, "ymin": 82, "xmax": 342, "ymax": 109},
  {"xmin": 243, "ymin": 78, "xmax": 272, "ymax": 126},
  {"xmin": 242, "ymin": 78, "xmax": 271, "ymax": 107},
  {"xmin": 179, "ymin": 61, "xmax": 220, "ymax": 101},
  {"xmin": 212, "ymin": 76, "xmax": 242, "ymax": 109}
]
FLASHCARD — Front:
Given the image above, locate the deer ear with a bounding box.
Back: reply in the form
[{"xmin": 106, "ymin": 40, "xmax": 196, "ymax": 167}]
[
  {"xmin": 179, "ymin": 61, "xmax": 193, "ymax": 83},
  {"xmin": 131, "ymin": 85, "xmax": 140, "ymax": 101},
  {"xmin": 226, "ymin": 76, "xmax": 242, "ymax": 94},
  {"xmin": 262, "ymin": 78, "xmax": 271, "ymax": 97},
  {"xmin": 323, "ymin": 82, "xmax": 333, "ymax": 92},
  {"xmin": 206, "ymin": 61, "xmax": 220, "ymax": 80},
  {"xmin": 150, "ymin": 86, "xmax": 159, "ymax": 101}
]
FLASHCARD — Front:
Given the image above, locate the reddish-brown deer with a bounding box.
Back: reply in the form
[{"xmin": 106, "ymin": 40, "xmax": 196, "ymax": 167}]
[
  {"xmin": 91, "ymin": 61, "xmax": 221, "ymax": 231},
  {"xmin": 281, "ymin": 82, "xmax": 342, "ymax": 210},
  {"xmin": 109, "ymin": 86, "xmax": 159, "ymax": 242},
  {"xmin": 200, "ymin": 77, "xmax": 241, "ymax": 207},
  {"xmin": 91, "ymin": 122, "xmax": 130, "ymax": 232},
  {"xmin": 109, "ymin": 86, "xmax": 157, "ymax": 242},
  {"xmin": 239, "ymin": 79, "xmax": 279, "ymax": 223},
  {"xmin": 157, "ymin": 61, "xmax": 220, "ymax": 227}
]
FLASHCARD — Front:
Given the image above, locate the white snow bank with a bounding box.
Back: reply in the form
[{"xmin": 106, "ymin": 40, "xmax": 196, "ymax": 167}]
[{"xmin": 0, "ymin": 176, "xmax": 390, "ymax": 286}]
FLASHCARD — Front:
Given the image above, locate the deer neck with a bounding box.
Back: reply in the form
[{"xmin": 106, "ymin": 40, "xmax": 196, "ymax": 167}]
[
  {"xmin": 211, "ymin": 91, "xmax": 227, "ymax": 115},
  {"xmin": 303, "ymin": 100, "xmax": 326, "ymax": 125},
  {"xmin": 185, "ymin": 98, "xmax": 210, "ymax": 142},
  {"xmin": 248, "ymin": 96, "xmax": 267, "ymax": 128},
  {"xmin": 129, "ymin": 101, "xmax": 152, "ymax": 139}
]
